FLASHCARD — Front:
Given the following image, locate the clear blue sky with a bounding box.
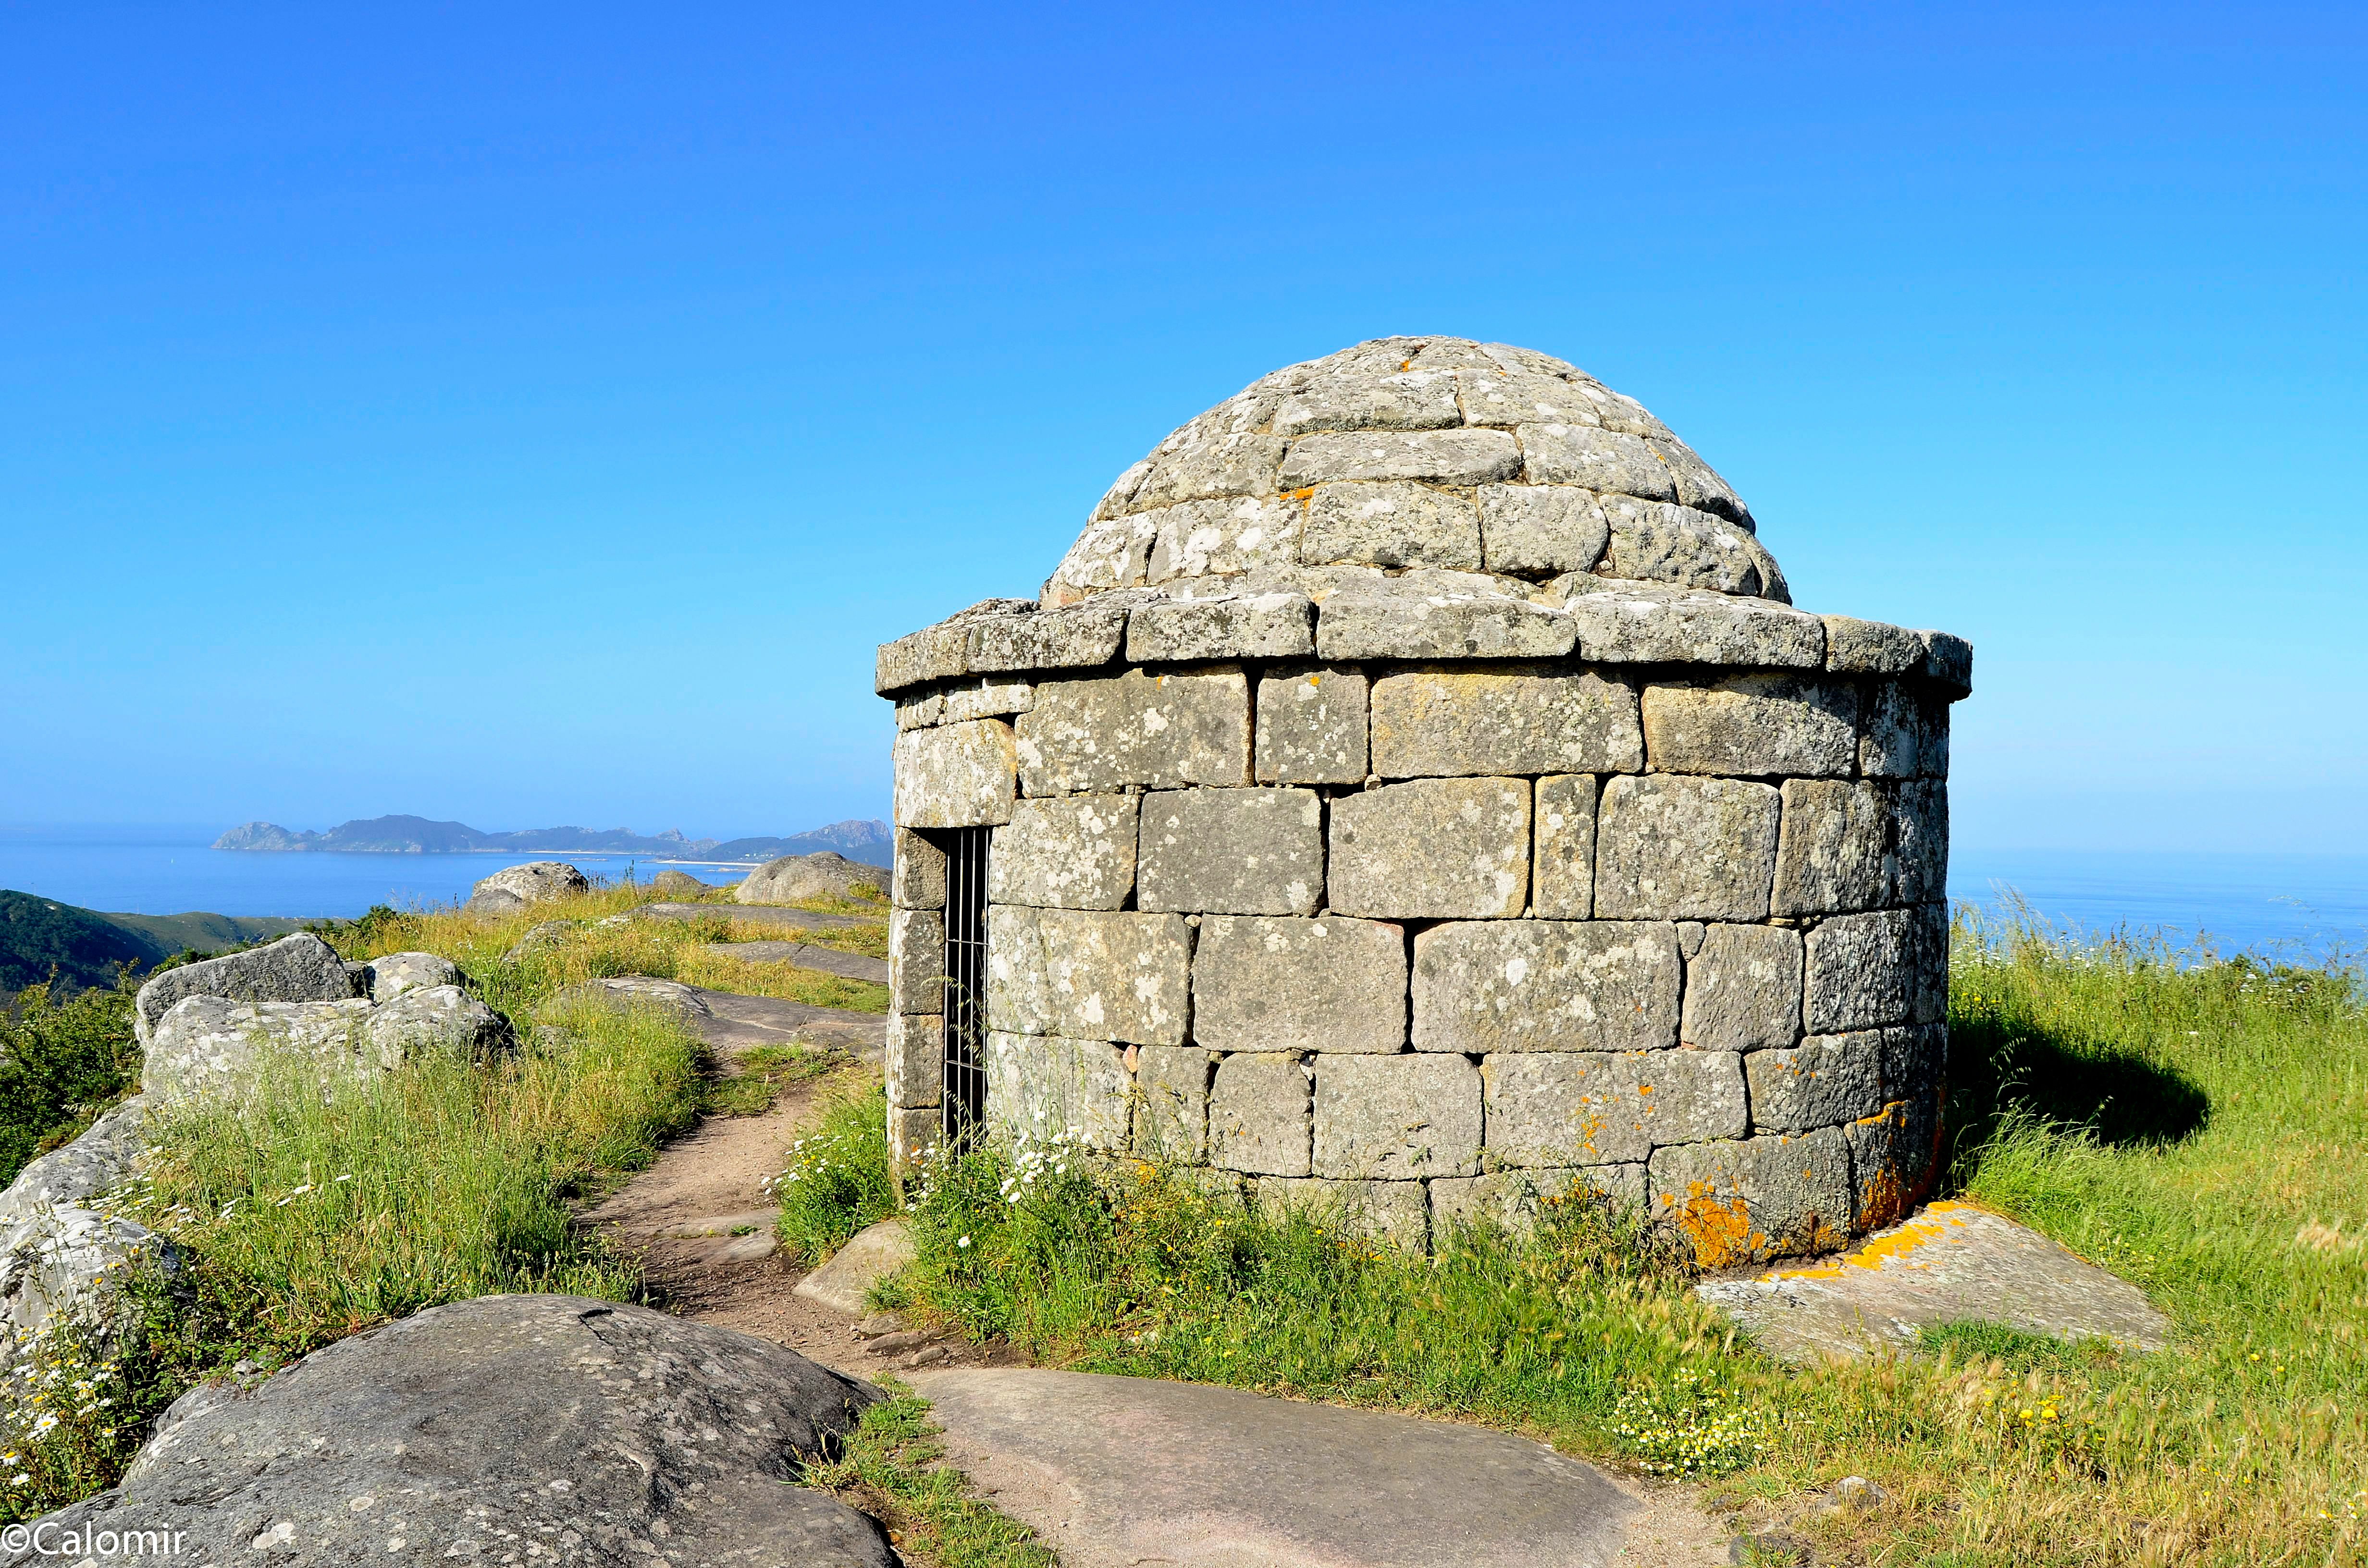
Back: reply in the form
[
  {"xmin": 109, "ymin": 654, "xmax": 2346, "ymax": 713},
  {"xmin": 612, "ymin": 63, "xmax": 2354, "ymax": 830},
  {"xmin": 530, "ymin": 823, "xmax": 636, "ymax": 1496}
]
[{"xmin": 3, "ymin": 3, "xmax": 2360, "ymax": 853}]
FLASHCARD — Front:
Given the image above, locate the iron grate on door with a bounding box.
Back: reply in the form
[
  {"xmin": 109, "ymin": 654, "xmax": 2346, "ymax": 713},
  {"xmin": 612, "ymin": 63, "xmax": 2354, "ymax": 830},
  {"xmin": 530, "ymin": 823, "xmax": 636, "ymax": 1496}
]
[{"xmin": 939, "ymin": 826, "xmax": 991, "ymax": 1148}]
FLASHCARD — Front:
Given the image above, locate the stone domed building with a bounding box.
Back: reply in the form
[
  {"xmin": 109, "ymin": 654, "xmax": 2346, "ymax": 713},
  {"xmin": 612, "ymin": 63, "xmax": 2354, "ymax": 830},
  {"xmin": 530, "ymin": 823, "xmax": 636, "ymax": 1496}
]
[{"xmin": 876, "ymin": 337, "xmax": 1968, "ymax": 1265}]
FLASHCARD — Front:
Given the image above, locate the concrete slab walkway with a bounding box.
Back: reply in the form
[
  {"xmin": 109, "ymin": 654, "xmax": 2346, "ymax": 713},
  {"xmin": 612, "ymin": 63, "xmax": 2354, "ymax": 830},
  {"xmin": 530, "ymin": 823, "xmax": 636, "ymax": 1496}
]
[
  {"xmin": 907, "ymin": 1368, "xmax": 1729, "ymax": 1568},
  {"xmin": 1696, "ymin": 1199, "xmax": 2172, "ymax": 1362}
]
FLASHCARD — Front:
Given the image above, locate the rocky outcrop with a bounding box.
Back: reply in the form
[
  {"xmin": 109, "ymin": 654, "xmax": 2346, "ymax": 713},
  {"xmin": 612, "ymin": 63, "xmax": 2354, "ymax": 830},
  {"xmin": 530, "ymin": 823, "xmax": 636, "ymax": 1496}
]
[
  {"xmin": 462, "ymin": 860, "xmax": 591, "ymax": 916},
  {"xmin": 6, "ymin": 1295, "xmax": 894, "ymax": 1568},
  {"xmin": 354, "ymin": 950, "xmax": 461, "ymax": 1002},
  {"xmin": 142, "ymin": 987, "xmax": 512, "ymax": 1103},
  {"xmin": 0, "ymin": 1099, "xmax": 173, "ymax": 1399},
  {"xmin": 737, "ymin": 852, "xmax": 884, "ymax": 906},
  {"xmin": 648, "ymin": 868, "xmax": 711, "ymax": 897},
  {"xmin": 132, "ymin": 933, "xmax": 357, "ymax": 1045}
]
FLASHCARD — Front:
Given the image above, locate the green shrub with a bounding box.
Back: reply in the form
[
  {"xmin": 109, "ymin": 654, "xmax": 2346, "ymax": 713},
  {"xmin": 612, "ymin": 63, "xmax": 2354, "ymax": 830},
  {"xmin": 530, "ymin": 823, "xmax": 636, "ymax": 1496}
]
[
  {"xmin": 0, "ymin": 979, "xmax": 140, "ymax": 1187},
  {"xmin": 772, "ymin": 1085, "xmax": 899, "ymax": 1264}
]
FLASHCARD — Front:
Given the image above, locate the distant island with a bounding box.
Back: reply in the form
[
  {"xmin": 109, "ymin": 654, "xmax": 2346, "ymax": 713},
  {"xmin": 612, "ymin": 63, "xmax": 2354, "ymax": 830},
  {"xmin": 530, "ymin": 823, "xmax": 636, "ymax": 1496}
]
[{"xmin": 213, "ymin": 815, "xmax": 893, "ymax": 867}]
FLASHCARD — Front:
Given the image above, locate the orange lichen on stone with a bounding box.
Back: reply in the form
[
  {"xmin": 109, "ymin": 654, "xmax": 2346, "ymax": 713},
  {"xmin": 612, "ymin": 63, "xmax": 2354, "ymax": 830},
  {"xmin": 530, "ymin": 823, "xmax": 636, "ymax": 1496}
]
[
  {"xmin": 1763, "ymin": 1200, "xmax": 1983, "ymax": 1282},
  {"xmin": 1669, "ymin": 1179, "xmax": 1764, "ymax": 1269}
]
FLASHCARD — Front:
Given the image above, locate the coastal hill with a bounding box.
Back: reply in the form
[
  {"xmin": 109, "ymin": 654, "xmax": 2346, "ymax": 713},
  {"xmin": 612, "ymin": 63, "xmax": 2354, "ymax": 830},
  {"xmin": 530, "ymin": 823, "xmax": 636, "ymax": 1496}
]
[
  {"xmin": 214, "ymin": 815, "xmax": 893, "ymax": 866},
  {"xmin": 0, "ymin": 890, "xmax": 312, "ymax": 995}
]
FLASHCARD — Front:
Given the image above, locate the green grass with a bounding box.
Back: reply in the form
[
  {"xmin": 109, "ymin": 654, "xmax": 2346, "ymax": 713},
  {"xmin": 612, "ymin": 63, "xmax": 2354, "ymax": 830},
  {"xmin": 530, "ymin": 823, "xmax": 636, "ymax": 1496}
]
[
  {"xmin": 705, "ymin": 1042, "xmax": 838, "ymax": 1115},
  {"xmin": 868, "ymin": 913, "xmax": 2368, "ymax": 1568},
  {"xmin": 2, "ymin": 916, "xmax": 708, "ymax": 1524},
  {"xmin": 773, "ymin": 1083, "xmax": 901, "ymax": 1265},
  {"xmin": 800, "ymin": 1385, "xmax": 1059, "ymax": 1568}
]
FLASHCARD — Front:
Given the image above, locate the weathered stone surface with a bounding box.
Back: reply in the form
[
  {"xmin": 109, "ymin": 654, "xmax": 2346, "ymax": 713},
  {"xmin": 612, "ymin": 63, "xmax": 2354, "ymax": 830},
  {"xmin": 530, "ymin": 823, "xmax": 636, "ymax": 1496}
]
[
  {"xmin": 1746, "ymin": 1033, "xmax": 1887, "ymax": 1133},
  {"xmin": 1017, "ymin": 668, "xmax": 1250, "ymax": 795},
  {"xmin": 1480, "ymin": 1050, "xmax": 1745, "ymax": 1166},
  {"xmin": 360, "ymin": 984, "xmax": 514, "ymax": 1062},
  {"xmin": 1641, "ymin": 674, "xmax": 1859, "ymax": 776},
  {"xmin": 1280, "ymin": 429, "xmax": 1521, "ymax": 488},
  {"xmin": 646, "ymin": 869, "xmax": 711, "ymax": 898},
  {"xmin": 1517, "ymin": 424, "xmax": 1675, "ymax": 499},
  {"xmin": 1602, "ymin": 497, "xmax": 1764, "ymax": 595},
  {"xmin": 1302, "ymin": 481, "xmax": 1482, "ymax": 570},
  {"xmin": 1890, "ymin": 781, "xmax": 1948, "ymax": 905},
  {"xmin": 1135, "ymin": 432, "xmax": 1289, "ymax": 509},
  {"xmin": 1649, "ymin": 1127, "xmax": 1853, "ymax": 1265},
  {"xmin": 1862, "ymin": 680, "xmax": 1951, "ymax": 778},
  {"xmin": 1209, "ymin": 1052, "xmax": 1310, "ymax": 1176},
  {"xmin": 1774, "ymin": 779, "xmax": 1889, "ymax": 915},
  {"xmin": 1313, "ymin": 1054, "xmax": 1480, "ymax": 1179},
  {"xmin": 1412, "ymin": 921, "xmax": 1680, "ymax": 1054},
  {"xmin": 1143, "ymin": 497, "xmax": 1303, "ymax": 582},
  {"xmin": 885, "ymin": 1013, "xmax": 943, "ymax": 1109},
  {"xmin": 739, "ymin": 851, "xmax": 885, "ymax": 906},
  {"xmin": 134, "ymin": 932, "xmax": 358, "ymax": 1043},
  {"xmin": 142, "ymin": 995, "xmax": 370, "ymax": 1101},
  {"xmin": 795, "ymin": 1219, "xmax": 915, "ymax": 1317},
  {"xmin": 1432, "ymin": 1165, "xmax": 1647, "ymax": 1236},
  {"xmin": 1254, "ymin": 1177, "xmax": 1431, "ymax": 1251},
  {"xmin": 1912, "ymin": 901, "xmax": 1950, "ymax": 1025},
  {"xmin": 558, "ymin": 977, "xmax": 714, "ymax": 1021},
  {"xmin": 939, "ymin": 677, "xmax": 1036, "ymax": 723},
  {"xmin": 1126, "ymin": 588, "xmax": 1314, "ymax": 662},
  {"xmin": 1328, "ymin": 778, "xmax": 1530, "ymax": 920},
  {"xmin": 1821, "ymin": 615, "xmax": 1926, "ymax": 674},
  {"xmin": 876, "ymin": 619, "xmax": 975, "ymax": 695},
  {"xmin": 1043, "ymin": 510, "xmax": 1160, "ymax": 603},
  {"xmin": 1560, "ymin": 582, "xmax": 1825, "ymax": 668},
  {"xmin": 0, "ymin": 1210, "xmax": 172, "ymax": 1396},
  {"xmin": 1594, "ymin": 775, "xmax": 1780, "ymax": 921},
  {"xmin": 889, "ymin": 908, "xmax": 946, "ymax": 1015},
  {"xmin": 1845, "ymin": 1084, "xmax": 1944, "ymax": 1231},
  {"xmin": 1531, "ymin": 774, "xmax": 1598, "ymax": 919},
  {"xmin": 1313, "ymin": 569, "xmax": 1578, "ymax": 661},
  {"xmin": 1921, "ymin": 631, "xmax": 1974, "ymax": 695},
  {"xmin": 15, "ymin": 1293, "xmax": 893, "ymax": 1568},
  {"xmin": 894, "ymin": 827, "xmax": 948, "ymax": 909},
  {"xmin": 1804, "ymin": 909, "xmax": 1914, "ymax": 1034},
  {"xmin": 0, "ymin": 1097, "xmax": 147, "ymax": 1224},
  {"xmin": 1133, "ymin": 1046, "xmax": 1212, "ymax": 1162},
  {"xmin": 985, "ymin": 907, "xmax": 1192, "ymax": 1046},
  {"xmin": 970, "ymin": 598, "xmax": 1133, "ymax": 676},
  {"xmin": 1136, "ymin": 788, "xmax": 1323, "ymax": 915},
  {"xmin": 1647, "ymin": 438, "xmax": 1750, "ymax": 523},
  {"xmin": 985, "ymin": 1031, "xmax": 1132, "ymax": 1151},
  {"xmin": 988, "ymin": 796, "xmax": 1139, "ymax": 910},
  {"xmin": 1679, "ymin": 924, "xmax": 1803, "ymax": 1052},
  {"xmin": 894, "ymin": 719, "xmax": 1018, "ymax": 828},
  {"xmin": 1694, "ymin": 1201, "xmax": 2169, "ymax": 1364},
  {"xmin": 886, "ymin": 1104, "xmax": 942, "ymax": 1172},
  {"xmin": 1457, "ymin": 368, "xmax": 1606, "ymax": 429},
  {"xmin": 358, "ymin": 950, "xmax": 460, "ymax": 1003},
  {"xmin": 1193, "ymin": 915, "xmax": 1406, "ymax": 1054},
  {"xmin": 904, "ymin": 1366, "xmax": 1653, "ymax": 1568},
  {"xmin": 466, "ymin": 860, "xmax": 592, "ymax": 916},
  {"xmin": 1272, "ymin": 368, "xmax": 1462, "ymax": 435},
  {"xmin": 1369, "ymin": 667, "xmax": 1642, "ymax": 778},
  {"xmin": 1255, "ymin": 666, "xmax": 1369, "ymax": 784},
  {"xmin": 1476, "ymin": 483, "xmax": 1609, "ymax": 576}
]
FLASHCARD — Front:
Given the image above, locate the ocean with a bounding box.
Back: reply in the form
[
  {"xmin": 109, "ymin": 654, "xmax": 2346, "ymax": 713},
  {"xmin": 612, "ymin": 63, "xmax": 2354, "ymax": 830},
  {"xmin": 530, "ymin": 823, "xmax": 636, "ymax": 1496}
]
[{"xmin": 3, "ymin": 827, "xmax": 2365, "ymax": 965}]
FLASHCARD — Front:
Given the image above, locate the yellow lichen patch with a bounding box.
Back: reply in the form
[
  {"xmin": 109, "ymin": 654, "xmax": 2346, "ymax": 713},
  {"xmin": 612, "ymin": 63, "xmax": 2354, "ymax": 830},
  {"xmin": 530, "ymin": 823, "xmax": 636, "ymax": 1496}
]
[
  {"xmin": 1670, "ymin": 1179, "xmax": 1763, "ymax": 1269},
  {"xmin": 1760, "ymin": 1200, "xmax": 1986, "ymax": 1282}
]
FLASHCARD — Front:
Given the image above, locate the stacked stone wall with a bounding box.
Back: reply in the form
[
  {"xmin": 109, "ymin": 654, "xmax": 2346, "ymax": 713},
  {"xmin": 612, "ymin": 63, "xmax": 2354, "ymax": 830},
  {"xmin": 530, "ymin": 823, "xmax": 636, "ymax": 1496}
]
[{"xmin": 883, "ymin": 620, "xmax": 1962, "ymax": 1267}]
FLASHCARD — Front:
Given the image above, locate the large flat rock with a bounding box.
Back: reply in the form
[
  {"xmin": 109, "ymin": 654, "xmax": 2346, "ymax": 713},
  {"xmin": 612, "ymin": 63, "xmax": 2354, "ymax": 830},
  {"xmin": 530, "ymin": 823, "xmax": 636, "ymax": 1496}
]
[
  {"xmin": 7, "ymin": 1295, "xmax": 891, "ymax": 1568},
  {"xmin": 908, "ymin": 1368, "xmax": 1646, "ymax": 1568},
  {"xmin": 705, "ymin": 939, "xmax": 891, "ymax": 984},
  {"xmin": 692, "ymin": 987, "xmax": 888, "ymax": 1057},
  {"xmin": 1695, "ymin": 1199, "xmax": 2172, "ymax": 1362}
]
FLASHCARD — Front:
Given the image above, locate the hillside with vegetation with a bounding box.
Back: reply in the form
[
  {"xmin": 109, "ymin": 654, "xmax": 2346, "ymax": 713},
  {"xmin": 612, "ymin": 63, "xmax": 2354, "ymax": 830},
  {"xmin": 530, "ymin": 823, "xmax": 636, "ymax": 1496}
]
[
  {"xmin": 213, "ymin": 814, "xmax": 893, "ymax": 864},
  {"xmin": 0, "ymin": 889, "xmax": 309, "ymax": 996}
]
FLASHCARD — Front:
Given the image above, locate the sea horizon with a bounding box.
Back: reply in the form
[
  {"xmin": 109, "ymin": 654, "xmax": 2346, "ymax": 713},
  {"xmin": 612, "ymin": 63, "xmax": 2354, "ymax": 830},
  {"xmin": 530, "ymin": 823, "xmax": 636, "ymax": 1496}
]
[{"xmin": 3, "ymin": 823, "xmax": 2364, "ymax": 965}]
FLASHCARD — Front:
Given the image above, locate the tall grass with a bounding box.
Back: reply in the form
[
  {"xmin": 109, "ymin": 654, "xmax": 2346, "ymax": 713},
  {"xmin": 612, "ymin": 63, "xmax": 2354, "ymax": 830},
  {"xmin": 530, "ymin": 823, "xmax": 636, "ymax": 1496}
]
[{"xmin": 869, "ymin": 911, "xmax": 2368, "ymax": 1567}]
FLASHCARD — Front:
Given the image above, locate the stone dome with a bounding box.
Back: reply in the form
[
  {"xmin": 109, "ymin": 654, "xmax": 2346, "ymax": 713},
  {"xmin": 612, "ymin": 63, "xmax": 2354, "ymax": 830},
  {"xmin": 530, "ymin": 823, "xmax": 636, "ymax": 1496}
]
[{"xmin": 1042, "ymin": 336, "xmax": 1786, "ymax": 611}]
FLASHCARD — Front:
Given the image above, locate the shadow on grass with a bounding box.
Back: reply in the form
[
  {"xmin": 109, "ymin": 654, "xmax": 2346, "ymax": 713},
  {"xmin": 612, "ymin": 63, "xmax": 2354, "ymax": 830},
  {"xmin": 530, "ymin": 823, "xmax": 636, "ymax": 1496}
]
[{"xmin": 1946, "ymin": 1010, "xmax": 2210, "ymax": 1159}]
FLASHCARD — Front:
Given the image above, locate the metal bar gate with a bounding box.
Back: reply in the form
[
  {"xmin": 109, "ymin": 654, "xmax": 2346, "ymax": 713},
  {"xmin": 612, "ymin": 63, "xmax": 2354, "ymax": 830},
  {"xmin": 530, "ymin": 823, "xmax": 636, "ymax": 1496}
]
[{"xmin": 940, "ymin": 826, "xmax": 990, "ymax": 1147}]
